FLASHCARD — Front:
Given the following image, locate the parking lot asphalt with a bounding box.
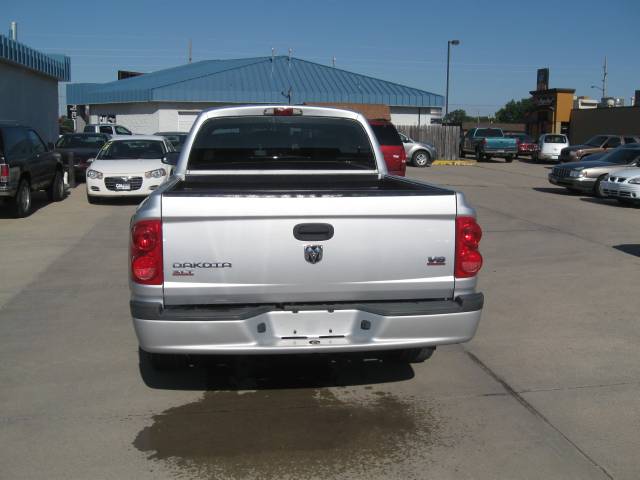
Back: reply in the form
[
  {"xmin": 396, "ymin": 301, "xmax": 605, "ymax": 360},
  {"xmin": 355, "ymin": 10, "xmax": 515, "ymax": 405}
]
[{"xmin": 1, "ymin": 161, "xmax": 638, "ymax": 479}]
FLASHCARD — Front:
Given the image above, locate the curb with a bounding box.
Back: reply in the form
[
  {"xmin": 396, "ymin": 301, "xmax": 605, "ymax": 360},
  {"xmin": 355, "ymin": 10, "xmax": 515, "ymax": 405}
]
[{"xmin": 432, "ymin": 159, "xmax": 477, "ymax": 166}]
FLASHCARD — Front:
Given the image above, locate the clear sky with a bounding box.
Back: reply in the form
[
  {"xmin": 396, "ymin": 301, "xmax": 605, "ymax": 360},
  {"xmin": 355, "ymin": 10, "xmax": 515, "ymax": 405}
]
[{"xmin": 3, "ymin": 0, "xmax": 639, "ymax": 115}]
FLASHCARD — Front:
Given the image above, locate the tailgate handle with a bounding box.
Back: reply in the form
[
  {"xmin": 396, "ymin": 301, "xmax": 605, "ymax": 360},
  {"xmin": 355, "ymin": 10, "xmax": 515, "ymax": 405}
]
[{"xmin": 293, "ymin": 223, "xmax": 334, "ymax": 241}]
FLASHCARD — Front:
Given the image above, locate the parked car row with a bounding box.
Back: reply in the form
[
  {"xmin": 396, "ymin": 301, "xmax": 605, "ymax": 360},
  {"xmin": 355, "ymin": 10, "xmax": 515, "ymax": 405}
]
[
  {"xmin": 558, "ymin": 134, "xmax": 639, "ymax": 163},
  {"xmin": 548, "ymin": 143, "xmax": 640, "ymax": 206}
]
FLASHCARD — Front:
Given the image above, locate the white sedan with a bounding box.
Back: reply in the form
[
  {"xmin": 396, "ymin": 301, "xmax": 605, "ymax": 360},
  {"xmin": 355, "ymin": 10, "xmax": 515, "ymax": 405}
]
[
  {"xmin": 601, "ymin": 165, "xmax": 640, "ymax": 206},
  {"xmin": 86, "ymin": 135, "xmax": 176, "ymax": 203}
]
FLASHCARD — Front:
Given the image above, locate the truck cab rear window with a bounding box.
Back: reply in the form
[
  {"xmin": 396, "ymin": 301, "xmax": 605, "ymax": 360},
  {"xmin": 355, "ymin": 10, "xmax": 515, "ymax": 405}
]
[{"xmin": 188, "ymin": 116, "xmax": 375, "ymax": 170}]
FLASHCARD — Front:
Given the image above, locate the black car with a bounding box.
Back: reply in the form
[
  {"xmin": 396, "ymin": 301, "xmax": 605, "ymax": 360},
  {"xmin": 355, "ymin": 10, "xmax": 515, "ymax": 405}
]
[
  {"xmin": 0, "ymin": 123, "xmax": 65, "ymax": 217},
  {"xmin": 155, "ymin": 132, "xmax": 188, "ymax": 152},
  {"xmin": 55, "ymin": 133, "xmax": 110, "ymax": 180}
]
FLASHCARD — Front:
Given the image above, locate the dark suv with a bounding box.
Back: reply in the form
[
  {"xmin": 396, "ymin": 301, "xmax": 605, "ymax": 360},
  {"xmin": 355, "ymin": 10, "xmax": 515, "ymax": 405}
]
[{"xmin": 0, "ymin": 123, "xmax": 66, "ymax": 217}]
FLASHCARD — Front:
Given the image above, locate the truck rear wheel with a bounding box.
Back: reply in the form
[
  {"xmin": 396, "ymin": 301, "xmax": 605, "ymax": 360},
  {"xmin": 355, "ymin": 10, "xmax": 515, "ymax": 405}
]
[
  {"xmin": 10, "ymin": 178, "xmax": 32, "ymax": 218},
  {"xmin": 505, "ymin": 155, "xmax": 513, "ymax": 163},
  {"xmin": 475, "ymin": 149, "xmax": 482, "ymax": 161},
  {"xmin": 47, "ymin": 169, "xmax": 65, "ymax": 202}
]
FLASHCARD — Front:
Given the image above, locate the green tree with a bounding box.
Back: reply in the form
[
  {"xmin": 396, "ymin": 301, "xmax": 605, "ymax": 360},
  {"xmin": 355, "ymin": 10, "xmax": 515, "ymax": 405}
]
[
  {"xmin": 494, "ymin": 98, "xmax": 535, "ymax": 123},
  {"xmin": 442, "ymin": 109, "xmax": 468, "ymax": 124},
  {"xmin": 58, "ymin": 116, "xmax": 74, "ymax": 134}
]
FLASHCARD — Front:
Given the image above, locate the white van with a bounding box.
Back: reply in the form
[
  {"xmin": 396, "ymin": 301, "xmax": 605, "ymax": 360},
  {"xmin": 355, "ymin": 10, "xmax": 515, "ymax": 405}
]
[{"xmin": 536, "ymin": 134, "xmax": 569, "ymax": 162}]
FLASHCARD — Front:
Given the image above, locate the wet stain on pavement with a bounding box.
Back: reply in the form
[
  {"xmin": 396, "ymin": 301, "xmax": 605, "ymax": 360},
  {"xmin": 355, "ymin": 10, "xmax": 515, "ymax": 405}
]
[{"xmin": 134, "ymin": 358, "xmax": 445, "ymax": 479}]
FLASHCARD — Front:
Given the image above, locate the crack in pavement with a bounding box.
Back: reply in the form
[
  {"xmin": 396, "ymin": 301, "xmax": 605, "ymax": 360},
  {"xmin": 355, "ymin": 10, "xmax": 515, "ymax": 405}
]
[{"xmin": 465, "ymin": 350, "xmax": 615, "ymax": 480}]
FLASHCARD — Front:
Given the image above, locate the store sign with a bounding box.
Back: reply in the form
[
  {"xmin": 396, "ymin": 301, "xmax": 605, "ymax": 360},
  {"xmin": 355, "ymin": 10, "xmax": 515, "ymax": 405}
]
[
  {"xmin": 534, "ymin": 95, "xmax": 554, "ymax": 107},
  {"xmin": 67, "ymin": 104, "xmax": 77, "ymax": 120},
  {"xmin": 536, "ymin": 68, "xmax": 549, "ymax": 91}
]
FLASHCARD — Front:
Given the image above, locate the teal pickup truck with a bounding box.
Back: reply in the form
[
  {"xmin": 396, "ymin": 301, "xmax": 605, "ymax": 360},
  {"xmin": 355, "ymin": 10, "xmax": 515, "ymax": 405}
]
[{"xmin": 460, "ymin": 127, "xmax": 518, "ymax": 162}]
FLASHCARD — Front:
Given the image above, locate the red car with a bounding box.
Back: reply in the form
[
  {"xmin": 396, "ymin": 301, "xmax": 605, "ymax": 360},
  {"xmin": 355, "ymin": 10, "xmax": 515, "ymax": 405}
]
[
  {"xmin": 369, "ymin": 119, "xmax": 407, "ymax": 176},
  {"xmin": 506, "ymin": 133, "xmax": 539, "ymax": 158}
]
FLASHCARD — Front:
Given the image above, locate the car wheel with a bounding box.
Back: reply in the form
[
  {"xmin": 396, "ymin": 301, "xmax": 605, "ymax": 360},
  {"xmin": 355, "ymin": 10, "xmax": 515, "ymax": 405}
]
[
  {"xmin": 505, "ymin": 155, "xmax": 514, "ymax": 163},
  {"xmin": 10, "ymin": 178, "xmax": 32, "ymax": 218},
  {"xmin": 412, "ymin": 150, "xmax": 431, "ymax": 167},
  {"xmin": 594, "ymin": 175, "xmax": 607, "ymax": 198},
  {"xmin": 388, "ymin": 347, "xmax": 436, "ymax": 364},
  {"xmin": 533, "ymin": 152, "xmax": 539, "ymax": 162},
  {"xmin": 475, "ymin": 149, "xmax": 482, "ymax": 161},
  {"xmin": 459, "ymin": 146, "xmax": 465, "ymax": 158},
  {"xmin": 47, "ymin": 169, "xmax": 65, "ymax": 202}
]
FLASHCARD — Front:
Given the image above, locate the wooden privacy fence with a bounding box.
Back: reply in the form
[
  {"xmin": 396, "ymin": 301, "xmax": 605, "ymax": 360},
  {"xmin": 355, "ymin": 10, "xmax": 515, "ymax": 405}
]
[{"xmin": 396, "ymin": 125, "xmax": 461, "ymax": 160}]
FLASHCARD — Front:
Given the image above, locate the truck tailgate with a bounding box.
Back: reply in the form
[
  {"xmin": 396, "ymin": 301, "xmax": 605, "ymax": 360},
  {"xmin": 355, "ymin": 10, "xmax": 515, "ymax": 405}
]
[
  {"xmin": 487, "ymin": 137, "xmax": 516, "ymax": 149},
  {"xmin": 161, "ymin": 193, "xmax": 457, "ymax": 305}
]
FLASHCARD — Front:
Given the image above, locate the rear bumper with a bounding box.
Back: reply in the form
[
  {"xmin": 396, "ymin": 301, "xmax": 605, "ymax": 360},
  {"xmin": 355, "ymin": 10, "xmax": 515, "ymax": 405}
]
[
  {"xmin": 538, "ymin": 152, "xmax": 560, "ymax": 161},
  {"xmin": 132, "ymin": 294, "xmax": 483, "ymax": 355},
  {"xmin": 0, "ymin": 185, "xmax": 17, "ymax": 197},
  {"xmin": 483, "ymin": 147, "xmax": 517, "ymax": 156}
]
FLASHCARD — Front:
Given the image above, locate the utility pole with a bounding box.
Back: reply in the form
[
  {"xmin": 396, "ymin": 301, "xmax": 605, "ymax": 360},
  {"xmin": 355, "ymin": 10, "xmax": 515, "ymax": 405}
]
[
  {"xmin": 602, "ymin": 56, "xmax": 607, "ymax": 99},
  {"xmin": 332, "ymin": 56, "xmax": 336, "ymax": 68},
  {"xmin": 188, "ymin": 39, "xmax": 192, "ymax": 64},
  {"xmin": 445, "ymin": 40, "xmax": 460, "ymax": 117}
]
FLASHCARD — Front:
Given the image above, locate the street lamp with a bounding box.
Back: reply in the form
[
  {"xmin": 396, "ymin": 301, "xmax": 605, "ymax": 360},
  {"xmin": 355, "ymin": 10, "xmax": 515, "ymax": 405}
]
[
  {"xmin": 590, "ymin": 85, "xmax": 604, "ymax": 99},
  {"xmin": 445, "ymin": 39, "xmax": 460, "ymax": 118}
]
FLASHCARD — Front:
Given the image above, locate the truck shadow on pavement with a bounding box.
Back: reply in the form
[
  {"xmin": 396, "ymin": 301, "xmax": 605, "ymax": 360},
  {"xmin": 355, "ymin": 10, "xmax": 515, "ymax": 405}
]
[
  {"xmin": 134, "ymin": 355, "xmax": 443, "ymax": 479},
  {"xmin": 532, "ymin": 187, "xmax": 582, "ymax": 195},
  {"xmin": 612, "ymin": 244, "xmax": 640, "ymax": 257},
  {"xmin": 0, "ymin": 192, "xmax": 54, "ymax": 218},
  {"xmin": 139, "ymin": 353, "xmax": 415, "ymax": 391}
]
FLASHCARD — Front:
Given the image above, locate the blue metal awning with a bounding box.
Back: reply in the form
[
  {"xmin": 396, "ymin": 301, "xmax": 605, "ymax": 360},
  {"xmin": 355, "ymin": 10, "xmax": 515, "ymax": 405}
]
[
  {"xmin": 68, "ymin": 56, "xmax": 442, "ymax": 107},
  {"xmin": 0, "ymin": 34, "xmax": 70, "ymax": 82}
]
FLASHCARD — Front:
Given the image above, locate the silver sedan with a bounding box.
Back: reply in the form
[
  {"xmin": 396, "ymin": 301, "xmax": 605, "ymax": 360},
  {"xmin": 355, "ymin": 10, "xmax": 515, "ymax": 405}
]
[{"xmin": 399, "ymin": 132, "xmax": 438, "ymax": 167}]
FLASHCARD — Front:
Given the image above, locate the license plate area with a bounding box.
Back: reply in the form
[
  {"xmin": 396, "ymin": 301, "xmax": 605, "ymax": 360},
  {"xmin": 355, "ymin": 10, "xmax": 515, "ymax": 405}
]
[
  {"xmin": 269, "ymin": 310, "xmax": 359, "ymax": 339},
  {"xmin": 115, "ymin": 183, "xmax": 131, "ymax": 190}
]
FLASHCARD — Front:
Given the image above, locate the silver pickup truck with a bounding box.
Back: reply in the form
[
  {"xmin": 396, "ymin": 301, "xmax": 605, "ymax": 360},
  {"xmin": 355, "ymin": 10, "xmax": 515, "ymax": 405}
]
[{"xmin": 129, "ymin": 105, "xmax": 484, "ymax": 370}]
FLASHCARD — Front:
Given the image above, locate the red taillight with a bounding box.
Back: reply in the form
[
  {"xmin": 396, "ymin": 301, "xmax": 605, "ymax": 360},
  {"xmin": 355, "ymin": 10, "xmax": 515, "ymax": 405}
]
[
  {"xmin": 130, "ymin": 219, "xmax": 163, "ymax": 285},
  {"xmin": 482, "ymin": 138, "xmax": 487, "ymax": 145},
  {"xmin": 455, "ymin": 216, "xmax": 483, "ymax": 278},
  {"xmin": 0, "ymin": 164, "xmax": 9, "ymax": 183}
]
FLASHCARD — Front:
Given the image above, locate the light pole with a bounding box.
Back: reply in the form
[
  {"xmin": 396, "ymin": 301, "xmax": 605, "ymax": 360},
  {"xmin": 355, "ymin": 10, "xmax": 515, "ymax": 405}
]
[
  {"xmin": 590, "ymin": 85, "xmax": 604, "ymax": 99},
  {"xmin": 445, "ymin": 39, "xmax": 460, "ymax": 118}
]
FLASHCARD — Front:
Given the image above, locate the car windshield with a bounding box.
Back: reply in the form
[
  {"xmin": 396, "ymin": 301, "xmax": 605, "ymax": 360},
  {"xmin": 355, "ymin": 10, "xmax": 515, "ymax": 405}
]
[
  {"xmin": 55, "ymin": 134, "xmax": 106, "ymax": 149},
  {"xmin": 476, "ymin": 129, "xmax": 503, "ymax": 137},
  {"xmin": 188, "ymin": 116, "xmax": 375, "ymax": 170},
  {"xmin": 162, "ymin": 134, "xmax": 187, "ymax": 150},
  {"xmin": 600, "ymin": 148, "xmax": 640, "ymax": 165},
  {"xmin": 97, "ymin": 140, "xmax": 165, "ymax": 159},
  {"xmin": 585, "ymin": 135, "xmax": 608, "ymax": 147},
  {"xmin": 544, "ymin": 135, "xmax": 567, "ymax": 143}
]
